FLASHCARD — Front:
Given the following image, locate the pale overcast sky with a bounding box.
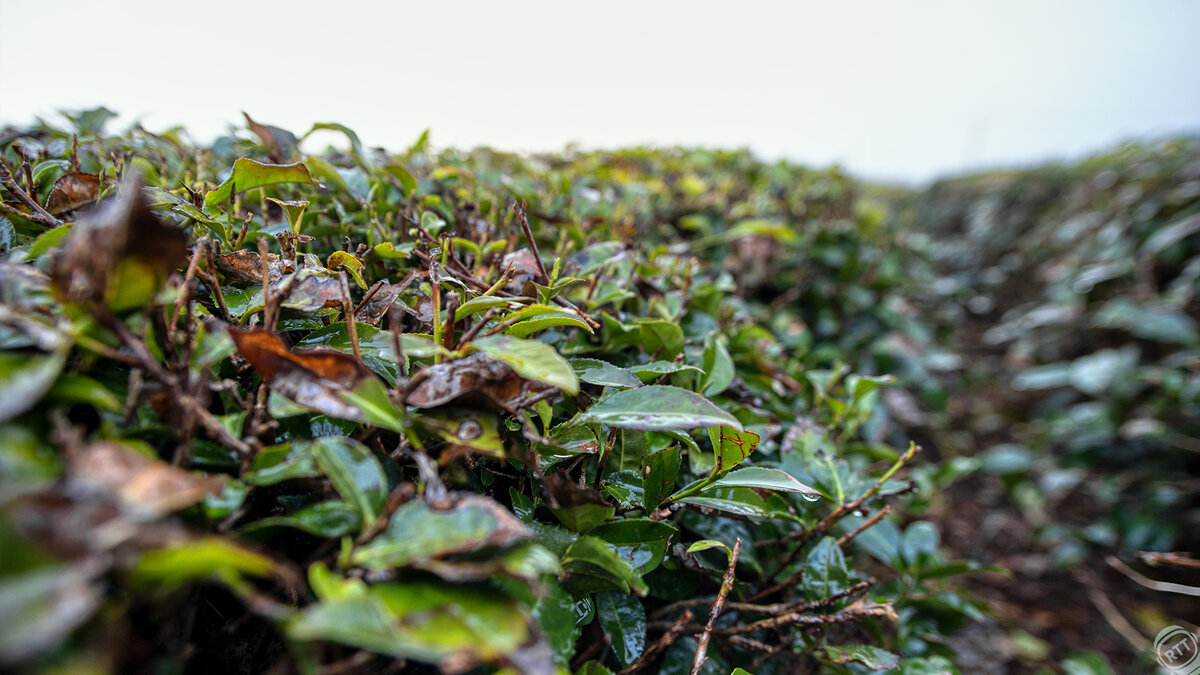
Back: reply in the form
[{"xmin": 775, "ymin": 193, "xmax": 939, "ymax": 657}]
[{"xmin": 1, "ymin": 0, "xmax": 1197, "ymax": 182}]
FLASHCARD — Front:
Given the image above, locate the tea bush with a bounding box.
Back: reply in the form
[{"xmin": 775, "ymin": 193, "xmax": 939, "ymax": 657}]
[{"xmin": 0, "ymin": 111, "xmax": 979, "ymax": 674}]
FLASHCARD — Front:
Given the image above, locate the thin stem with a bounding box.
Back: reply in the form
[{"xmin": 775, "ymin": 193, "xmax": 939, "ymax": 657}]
[
  {"xmin": 690, "ymin": 538, "xmax": 741, "ymax": 675},
  {"xmin": 514, "ymin": 200, "xmax": 549, "ymax": 281}
]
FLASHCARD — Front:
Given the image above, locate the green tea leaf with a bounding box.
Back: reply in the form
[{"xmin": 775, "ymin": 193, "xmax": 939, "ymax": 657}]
[
  {"xmin": 352, "ymin": 496, "xmax": 530, "ymax": 569},
  {"xmin": 596, "ymin": 590, "xmax": 646, "ymax": 668},
  {"xmin": 471, "ymin": 334, "xmax": 579, "ymax": 394},
  {"xmin": 569, "ymin": 386, "xmax": 740, "ymax": 431},
  {"xmin": 204, "ymin": 158, "xmax": 322, "ymax": 208},
  {"xmin": 703, "ymin": 466, "xmax": 821, "ymax": 499},
  {"xmin": 0, "ymin": 351, "xmax": 66, "ymax": 424},
  {"xmin": 311, "ymin": 437, "xmax": 387, "ymax": 526},
  {"xmin": 571, "ymin": 358, "xmax": 643, "ymax": 389}
]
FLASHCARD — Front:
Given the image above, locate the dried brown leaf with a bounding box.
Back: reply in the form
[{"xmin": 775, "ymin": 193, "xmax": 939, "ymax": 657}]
[
  {"xmin": 66, "ymin": 441, "xmax": 224, "ymax": 516},
  {"xmin": 50, "ymin": 174, "xmax": 187, "ymax": 310},
  {"xmin": 215, "ymin": 249, "xmax": 284, "ymax": 284},
  {"xmin": 228, "ymin": 326, "xmax": 379, "ymax": 419},
  {"xmin": 44, "ymin": 172, "xmax": 100, "ymax": 215},
  {"xmin": 406, "ymin": 352, "xmax": 552, "ymax": 411}
]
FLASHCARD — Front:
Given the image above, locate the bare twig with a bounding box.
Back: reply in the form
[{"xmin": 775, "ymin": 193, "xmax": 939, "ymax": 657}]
[
  {"xmin": 513, "ymin": 200, "xmax": 549, "ymax": 281},
  {"xmin": 837, "ymin": 505, "xmax": 893, "ymax": 547},
  {"xmin": 691, "ymin": 538, "xmax": 741, "ymax": 675},
  {"xmin": 442, "ymin": 291, "xmax": 460, "ymax": 351},
  {"xmin": 1107, "ymin": 555, "xmax": 1200, "ymax": 597},
  {"xmin": 649, "ymin": 600, "xmax": 898, "ymax": 637},
  {"xmin": 169, "ymin": 239, "xmax": 206, "ymax": 344},
  {"xmin": 0, "ymin": 156, "xmax": 62, "ymax": 227},
  {"xmin": 258, "ymin": 237, "xmax": 273, "ymax": 330},
  {"xmin": 653, "ymin": 579, "xmax": 874, "ymax": 621},
  {"xmin": 98, "ymin": 309, "xmax": 255, "ymax": 457},
  {"xmin": 339, "ymin": 270, "xmax": 361, "ymax": 362},
  {"xmin": 388, "ymin": 306, "xmax": 408, "ymax": 379},
  {"xmin": 458, "ymin": 308, "xmax": 499, "ymax": 346},
  {"xmin": 201, "ymin": 240, "xmax": 234, "ymax": 323},
  {"xmin": 1078, "ymin": 569, "xmax": 1150, "ymax": 651}
]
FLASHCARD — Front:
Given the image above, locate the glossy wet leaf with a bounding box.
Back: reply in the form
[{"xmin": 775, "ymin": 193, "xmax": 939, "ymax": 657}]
[
  {"xmin": 569, "ymin": 385, "xmax": 740, "ymax": 431},
  {"xmin": 678, "ymin": 487, "xmax": 771, "ymax": 520},
  {"xmin": 686, "ymin": 539, "xmax": 732, "ymax": 558},
  {"xmin": 631, "ymin": 360, "xmax": 704, "ymax": 381},
  {"xmin": 417, "ymin": 408, "xmax": 505, "ymax": 459},
  {"xmin": 703, "ymin": 466, "xmax": 821, "ymax": 499},
  {"xmin": 470, "ymin": 334, "xmax": 579, "ymax": 395},
  {"xmin": 590, "ymin": 519, "xmax": 676, "ymax": 573},
  {"xmin": 352, "ymin": 496, "xmax": 530, "ymax": 569},
  {"xmin": 643, "ymin": 444, "xmax": 681, "ymax": 510},
  {"xmin": 311, "ymin": 437, "xmax": 386, "ymax": 526},
  {"xmin": 533, "ymin": 581, "xmax": 582, "ymax": 667},
  {"xmin": 700, "ymin": 335, "xmax": 734, "ymax": 396},
  {"xmin": 803, "ymin": 537, "xmax": 851, "ymax": 599},
  {"xmin": 596, "ymin": 590, "xmax": 646, "ymax": 668},
  {"xmin": 204, "ymin": 158, "xmax": 322, "ymax": 208},
  {"xmin": 571, "ymin": 358, "xmax": 643, "ymax": 389},
  {"xmin": 561, "ymin": 536, "xmax": 648, "ymax": 595}
]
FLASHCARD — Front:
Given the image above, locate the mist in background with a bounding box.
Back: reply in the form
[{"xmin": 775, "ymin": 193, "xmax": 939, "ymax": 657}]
[{"xmin": 1, "ymin": 0, "xmax": 1197, "ymax": 182}]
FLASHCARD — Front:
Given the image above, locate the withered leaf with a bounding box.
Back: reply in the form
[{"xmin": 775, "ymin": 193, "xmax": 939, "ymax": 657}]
[
  {"xmin": 397, "ymin": 290, "xmax": 434, "ymax": 325},
  {"xmin": 50, "ymin": 173, "xmax": 188, "ymax": 311},
  {"xmin": 66, "ymin": 441, "xmax": 224, "ymax": 517},
  {"xmin": 243, "ymin": 112, "xmax": 299, "ymax": 164},
  {"xmin": 44, "ymin": 172, "xmax": 100, "ymax": 215},
  {"xmin": 406, "ymin": 352, "xmax": 552, "ymax": 412},
  {"xmin": 501, "ymin": 248, "xmax": 542, "ymax": 291},
  {"xmin": 216, "ymin": 248, "xmax": 284, "ymax": 284},
  {"xmin": 277, "ymin": 272, "xmax": 345, "ymax": 312},
  {"xmin": 228, "ymin": 327, "xmax": 382, "ymax": 421},
  {"xmin": 353, "ymin": 280, "xmax": 403, "ymax": 325}
]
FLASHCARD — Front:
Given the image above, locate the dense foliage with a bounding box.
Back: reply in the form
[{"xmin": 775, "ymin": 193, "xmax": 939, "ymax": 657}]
[{"xmin": 1, "ymin": 109, "xmax": 1196, "ymax": 673}]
